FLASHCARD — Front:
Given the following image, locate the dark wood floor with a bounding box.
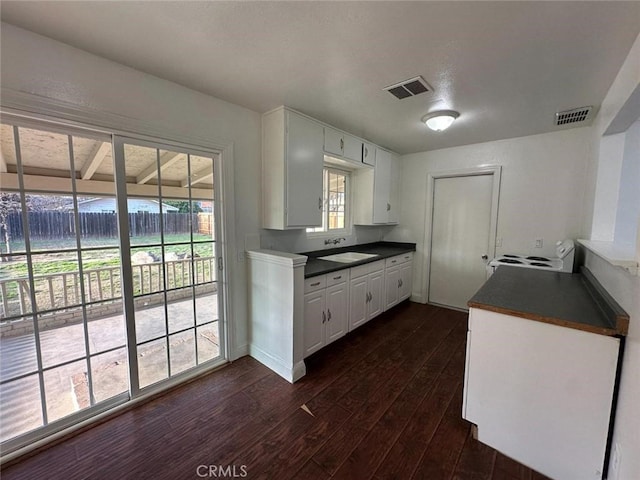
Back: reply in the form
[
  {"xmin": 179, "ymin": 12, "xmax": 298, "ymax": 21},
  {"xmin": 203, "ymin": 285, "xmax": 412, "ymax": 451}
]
[{"xmin": 2, "ymin": 302, "xmax": 552, "ymax": 480}]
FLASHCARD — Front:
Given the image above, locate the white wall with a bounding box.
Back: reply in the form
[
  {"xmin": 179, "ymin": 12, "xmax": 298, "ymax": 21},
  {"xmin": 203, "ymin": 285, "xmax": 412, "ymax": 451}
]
[
  {"xmin": 581, "ymin": 31, "xmax": 640, "ymax": 480},
  {"xmin": 614, "ymin": 120, "xmax": 640, "ymax": 246},
  {"xmin": 0, "ymin": 23, "xmax": 261, "ymax": 358},
  {"xmin": 260, "ymin": 224, "xmax": 395, "ymax": 253},
  {"xmin": 390, "ymin": 127, "xmax": 593, "ymax": 301},
  {"xmin": 591, "ymin": 133, "xmax": 626, "ymax": 241}
]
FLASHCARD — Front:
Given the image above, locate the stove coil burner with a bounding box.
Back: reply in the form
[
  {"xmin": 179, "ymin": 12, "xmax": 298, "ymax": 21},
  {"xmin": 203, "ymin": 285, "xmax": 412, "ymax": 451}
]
[
  {"xmin": 526, "ymin": 256, "xmax": 551, "ymax": 262},
  {"xmin": 498, "ymin": 258, "xmax": 523, "ymax": 264},
  {"xmin": 529, "ymin": 262, "xmax": 552, "ymax": 267},
  {"xmin": 503, "ymin": 254, "xmax": 521, "ymax": 258}
]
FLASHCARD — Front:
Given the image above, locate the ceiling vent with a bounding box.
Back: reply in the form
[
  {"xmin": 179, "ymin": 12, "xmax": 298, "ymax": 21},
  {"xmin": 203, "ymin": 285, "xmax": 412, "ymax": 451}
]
[
  {"xmin": 384, "ymin": 76, "xmax": 433, "ymax": 99},
  {"xmin": 555, "ymin": 106, "xmax": 593, "ymax": 126}
]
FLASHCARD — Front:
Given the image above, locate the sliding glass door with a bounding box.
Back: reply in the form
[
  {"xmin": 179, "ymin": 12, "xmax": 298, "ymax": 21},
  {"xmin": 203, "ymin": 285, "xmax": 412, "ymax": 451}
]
[
  {"xmin": 0, "ymin": 118, "xmax": 225, "ymax": 455},
  {"xmin": 113, "ymin": 138, "xmax": 222, "ymax": 393}
]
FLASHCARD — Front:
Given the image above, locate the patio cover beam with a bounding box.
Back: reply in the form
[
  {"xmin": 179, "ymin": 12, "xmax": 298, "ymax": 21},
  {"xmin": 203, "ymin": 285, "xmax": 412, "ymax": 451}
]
[
  {"xmin": 181, "ymin": 166, "xmax": 213, "ymax": 188},
  {"xmin": 81, "ymin": 141, "xmax": 111, "ymax": 180},
  {"xmin": 1, "ymin": 173, "xmax": 213, "ymax": 200},
  {"xmin": 136, "ymin": 152, "xmax": 184, "ymax": 185}
]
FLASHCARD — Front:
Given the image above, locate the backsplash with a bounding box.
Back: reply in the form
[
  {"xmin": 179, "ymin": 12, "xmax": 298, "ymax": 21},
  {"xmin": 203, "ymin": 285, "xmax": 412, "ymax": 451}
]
[{"xmin": 260, "ymin": 225, "xmax": 397, "ymax": 253}]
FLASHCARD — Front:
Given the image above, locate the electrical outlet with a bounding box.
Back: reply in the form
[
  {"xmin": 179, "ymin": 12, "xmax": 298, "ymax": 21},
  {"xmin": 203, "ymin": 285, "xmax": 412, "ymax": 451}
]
[{"xmin": 535, "ymin": 238, "xmax": 543, "ymax": 248}]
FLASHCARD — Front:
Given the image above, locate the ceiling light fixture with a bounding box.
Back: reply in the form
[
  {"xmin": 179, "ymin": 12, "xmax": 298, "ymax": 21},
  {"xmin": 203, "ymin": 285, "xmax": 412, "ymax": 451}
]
[{"xmin": 421, "ymin": 110, "xmax": 460, "ymax": 131}]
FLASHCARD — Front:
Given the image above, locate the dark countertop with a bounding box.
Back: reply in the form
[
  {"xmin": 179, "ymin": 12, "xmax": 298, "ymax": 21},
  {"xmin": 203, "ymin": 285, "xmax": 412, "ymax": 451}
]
[
  {"xmin": 468, "ymin": 266, "xmax": 629, "ymax": 337},
  {"xmin": 303, "ymin": 241, "xmax": 416, "ymax": 278}
]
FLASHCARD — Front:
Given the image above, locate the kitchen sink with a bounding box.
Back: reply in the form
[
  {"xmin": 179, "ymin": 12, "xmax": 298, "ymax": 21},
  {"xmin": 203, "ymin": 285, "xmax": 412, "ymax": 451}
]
[{"xmin": 317, "ymin": 252, "xmax": 379, "ymax": 263}]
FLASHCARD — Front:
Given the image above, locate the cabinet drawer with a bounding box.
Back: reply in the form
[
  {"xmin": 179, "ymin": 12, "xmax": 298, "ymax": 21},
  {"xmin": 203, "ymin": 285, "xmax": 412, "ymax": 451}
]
[
  {"xmin": 368, "ymin": 259, "xmax": 385, "ymax": 274},
  {"xmin": 400, "ymin": 252, "xmax": 413, "ymax": 263},
  {"xmin": 326, "ymin": 269, "xmax": 349, "ymax": 287},
  {"xmin": 385, "ymin": 253, "xmax": 413, "ymax": 268},
  {"xmin": 350, "ymin": 263, "xmax": 370, "ymax": 279},
  {"xmin": 351, "ymin": 259, "xmax": 385, "ymax": 279},
  {"xmin": 304, "ymin": 275, "xmax": 326, "ymax": 293}
]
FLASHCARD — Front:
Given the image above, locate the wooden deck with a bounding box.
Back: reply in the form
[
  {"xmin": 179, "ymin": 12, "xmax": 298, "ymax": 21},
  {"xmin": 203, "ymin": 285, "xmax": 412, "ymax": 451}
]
[{"xmin": 1, "ymin": 302, "xmax": 551, "ymax": 480}]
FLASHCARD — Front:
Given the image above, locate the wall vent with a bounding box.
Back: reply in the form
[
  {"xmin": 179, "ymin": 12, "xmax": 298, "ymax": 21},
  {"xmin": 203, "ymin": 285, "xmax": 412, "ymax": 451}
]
[
  {"xmin": 384, "ymin": 76, "xmax": 433, "ymax": 99},
  {"xmin": 555, "ymin": 106, "xmax": 593, "ymax": 126}
]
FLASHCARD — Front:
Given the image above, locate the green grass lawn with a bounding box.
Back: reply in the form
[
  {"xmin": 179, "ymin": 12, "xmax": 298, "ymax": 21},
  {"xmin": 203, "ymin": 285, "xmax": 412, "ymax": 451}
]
[{"xmin": 0, "ymin": 234, "xmax": 215, "ymax": 279}]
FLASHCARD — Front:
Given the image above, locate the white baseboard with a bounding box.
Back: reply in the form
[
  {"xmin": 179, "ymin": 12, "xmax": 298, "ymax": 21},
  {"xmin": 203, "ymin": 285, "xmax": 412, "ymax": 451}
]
[{"xmin": 248, "ymin": 344, "xmax": 306, "ymax": 383}]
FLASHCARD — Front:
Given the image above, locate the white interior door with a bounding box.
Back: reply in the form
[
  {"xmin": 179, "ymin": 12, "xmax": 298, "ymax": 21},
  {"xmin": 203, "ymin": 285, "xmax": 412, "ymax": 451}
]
[{"xmin": 428, "ymin": 174, "xmax": 493, "ymax": 310}]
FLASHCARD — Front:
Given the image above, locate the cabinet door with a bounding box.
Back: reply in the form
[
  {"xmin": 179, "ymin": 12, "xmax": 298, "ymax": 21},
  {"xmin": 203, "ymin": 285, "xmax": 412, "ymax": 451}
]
[
  {"xmin": 303, "ymin": 290, "xmax": 326, "ymax": 357},
  {"xmin": 286, "ymin": 111, "xmax": 324, "ymax": 227},
  {"xmin": 349, "ymin": 275, "xmax": 368, "ymax": 331},
  {"xmin": 362, "ymin": 142, "xmax": 375, "ymax": 166},
  {"xmin": 367, "ymin": 270, "xmax": 385, "ymax": 319},
  {"xmin": 399, "ymin": 262, "xmax": 413, "ymax": 301},
  {"xmin": 324, "ymin": 126, "xmax": 344, "ymax": 157},
  {"xmin": 388, "ymin": 154, "xmax": 400, "ymax": 224},
  {"xmin": 325, "ymin": 283, "xmax": 348, "ymax": 344},
  {"xmin": 343, "ymin": 133, "xmax": 363, "ymax": 162},
  {"xmin": 372, "ymin": 148, "xmax": 392, "ymax": 224},
  {"xmin": 384, "ymin": 266, "xmax": 400, "ymax": 311}
]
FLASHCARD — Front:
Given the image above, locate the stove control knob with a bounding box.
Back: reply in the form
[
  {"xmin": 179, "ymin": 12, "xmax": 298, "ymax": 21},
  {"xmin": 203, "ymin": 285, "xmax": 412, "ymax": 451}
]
[
  {"xmin": 556, "ymin": 241, "xmax": 563, "ymax": 246},
  {"xmin": 558, "ymin": 247, "xmax": 566, "ymax": 254}
]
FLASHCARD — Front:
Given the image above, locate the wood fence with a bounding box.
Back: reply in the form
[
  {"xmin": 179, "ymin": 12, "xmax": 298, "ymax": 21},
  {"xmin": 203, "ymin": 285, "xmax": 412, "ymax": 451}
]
[{"xmin": 2, "ymin": 212, "xmax": 213, "ymax": 239}]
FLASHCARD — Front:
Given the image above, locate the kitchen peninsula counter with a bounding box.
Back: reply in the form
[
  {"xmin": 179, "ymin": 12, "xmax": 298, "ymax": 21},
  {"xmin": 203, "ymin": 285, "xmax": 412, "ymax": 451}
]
[
  {"xmin": 464, "ymin": 265, "xmax": 628, "ymax": 479},
  {"xmin": 468, "ymin": 266, "xmax": 629, "ymax": 337}
]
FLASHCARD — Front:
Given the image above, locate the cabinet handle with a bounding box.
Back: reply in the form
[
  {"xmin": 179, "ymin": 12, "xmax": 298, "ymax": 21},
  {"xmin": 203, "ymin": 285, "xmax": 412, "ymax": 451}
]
[
  {"xmin": 340, "ymin": 138, "xmax": 344, "ymax": 151},
  {"xmin": 322, "ymin": 311, "xmax": 326, "ymax": 323},
  {"xmin": 391, "ymin": 260, "xmax": 397, "ymax": 264},
  {"xmin": 333, "ymin": 275, "xmax": 342, "ymax": 280},
  {"xmin": 398, "ymin": 279, "xmax": 401, "ymax": 288},
  {"xmin": 318, "ymin": 197, "xmax": 322, "ymax": 210},
  {"xmin": 364, "ymin": 146, "xmax": 368, "ymax": 158},
  {"xmin": 327, "ymin": 309, "xmax": 332, "ymax": 321},
  {"xmin": 310, "ymin": 281, "xmax": 320, "ymax": 287},
  {"xmin": 387, "ymin": 203, "xmax": 391, "ymax": 211},
  {"xmin": 399, "ymin": 279, "xmax": 403, "ymax": 287}
]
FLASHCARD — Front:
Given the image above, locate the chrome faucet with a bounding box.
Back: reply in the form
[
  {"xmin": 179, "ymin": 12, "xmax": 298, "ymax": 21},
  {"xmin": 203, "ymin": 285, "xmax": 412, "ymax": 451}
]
[{"xmin": 324, "ymin": 237, "xmax": 346, "ymax": 246}]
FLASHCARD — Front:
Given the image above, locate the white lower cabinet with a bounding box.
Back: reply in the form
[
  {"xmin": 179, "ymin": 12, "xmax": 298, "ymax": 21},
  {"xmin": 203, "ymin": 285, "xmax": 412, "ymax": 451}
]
[
  {"xmin": 303, "ymin": 271, "xmax": 349, "ymax": 358},
  {"xmin": 349, "ymin": 260, "xmax": 385, "ymax": 331},
  {"xmin": 304, "ymin": 255, "xmax": 412, "ymax": 357},
  {"xmin": 325, "ymin": 282, "xmax": 349, "ymax": 343},
  {"xmin": 463, "ymin": 307, "xmax": 620, "ymax": 480},
  {"xmin": 384, "ymin": 253, "xmax": 414, "ymax": 310}
]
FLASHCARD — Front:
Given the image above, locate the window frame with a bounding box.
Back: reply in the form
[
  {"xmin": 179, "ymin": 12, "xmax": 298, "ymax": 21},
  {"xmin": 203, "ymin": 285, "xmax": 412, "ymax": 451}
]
[
  {"xmin": 0, "ymin": 113, "xmax": 229, "ymax": 458},
  {"xmin": 306, "ymin": 166, "xmax": 351, "ymax": 237}
]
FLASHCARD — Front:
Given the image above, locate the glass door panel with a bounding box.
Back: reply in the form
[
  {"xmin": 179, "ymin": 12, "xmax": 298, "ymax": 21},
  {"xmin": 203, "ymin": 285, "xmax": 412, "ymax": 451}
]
[
  {"xmin": 0, "ymin": 121, "xmax": 126, "ymax": 449},
  {"xmin": 118, "ymin": 139, "xmax": 222, "ymax": 392},
  {"xmin": 0, "ymin": 118, "xmax": 225, "ymax": 455}
]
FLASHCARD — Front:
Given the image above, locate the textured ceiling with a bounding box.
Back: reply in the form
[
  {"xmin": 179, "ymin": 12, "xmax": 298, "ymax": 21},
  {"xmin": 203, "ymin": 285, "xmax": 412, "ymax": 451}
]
[{"xmin": 1, "ymin": 1, "xmax": 639, "ymax": 154}]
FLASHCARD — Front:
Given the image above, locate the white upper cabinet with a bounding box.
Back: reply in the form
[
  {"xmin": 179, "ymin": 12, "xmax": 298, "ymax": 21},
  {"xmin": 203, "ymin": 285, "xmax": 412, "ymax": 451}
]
[
  {"xmin": 372, "ymin": 148, "xmax": 392, "ymax": 223},
  {"xmin": 262, "ymin": 107, "xmax": 324, "ymax": 229},
  {"xmin": 388, "ymin": 152, "xmax": 400, "ymax": 224},
  {"xmin": 362, "ymin": 141, "xmax": 376, "ymax": 166},
  {"xmin": 324, "ymin": 126, "xmax": 363, "ymax": 164},
  {"xmin": 353, "ymin": 147, "xmax": 400, "ymax": 225}
]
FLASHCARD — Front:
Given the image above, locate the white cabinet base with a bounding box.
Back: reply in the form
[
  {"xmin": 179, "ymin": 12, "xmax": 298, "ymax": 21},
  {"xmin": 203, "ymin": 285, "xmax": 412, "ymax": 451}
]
[{"xmin": 463, "ymin": 308, "xmax": 619, "ymax": 480}]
